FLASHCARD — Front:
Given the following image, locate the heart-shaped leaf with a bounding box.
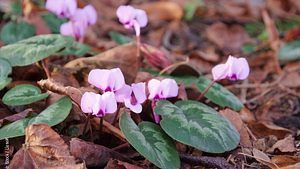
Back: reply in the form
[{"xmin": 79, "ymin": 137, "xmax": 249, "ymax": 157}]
[
  {"xmin": 0, "ymin": 58, "xmax": 12, "ymax": 79},
  {"xmin": 2, "ymin": 84, "xmax": 49, "ymax": 106},
  {"xmin": 109, "ymin": 31, "xmax": 132, "ymax": 45},
  {"xmin": 120, "ymin": 112, "xmax": 180, "ymax": 169},
  {"xmin": 0, "ymin": 34, "xmax": 73, "ymax": 66},
  {"xmin": 0, "ymin": 21, "xmax": 36, "ymax": 44},
  {"xmin": 28, "ymin": 96, "xmax": 72, "ymax": 126},
  {"xmin": 56, "ymin": 42, "xmax": 90, "ymax": 56},
  {"xmin": 155, "ymin": 100, "xmax": 240, "ymax": 153},
  {"xmin": 278, "ymin": 41, "xmax": 300, "ymax": 61},
  {"xmin": 0, "ymin": 78, "xmax": 12, "ymax": 91},
  {"xmin": 196, "ymin": 77, "xmax": 244, "ymax": 111},
  {"xmin": 0, "ymin": 96, "xmax": 72, "ymax": 140}
]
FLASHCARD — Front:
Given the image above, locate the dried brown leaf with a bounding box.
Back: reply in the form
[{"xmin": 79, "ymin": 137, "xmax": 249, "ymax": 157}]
[
  {"xmin": 248, "ymin": 122, "xmax": 292, "ymax": 139},
  {"xmin": 64, "ymin": 43, "xmax": 140, "ymax": 83},
  {"xmin": 267, "ymin": 135, "xmax": 296, "ymax": 153},
  {"xmin": 9, "ymin": 124, "xmax": 86, "ymax": 169},
  {"xmin": 104, "ymin": 159, "xmax": 142, "ymax": 169}
]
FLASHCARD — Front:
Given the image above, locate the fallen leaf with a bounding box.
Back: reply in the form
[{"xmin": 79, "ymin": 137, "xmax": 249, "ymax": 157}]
[
  {"xmin": 104, "ymin": 159, "xmax": 142, "ymax": 169},
  {"xmin": 280, "ymin": 71, "xmax": 300, "ymax": 88},
  {"xmin": 220, "ymin": 109, "xmax": 252, "ymax": 147},
  {"xmin": 9, "ymin": 124, "xmax": 86, "ymax": 169},
  {"xmin": 271, "ymin": 155, "xmax": 300, "ymax": 168},
  {"xmin": 206, "ymin": 22, "xmax": 253, "ymax": 53},
  {"xmin": 267, "ymin": 135, "xmax": 296, "ymax": 153},
  {"xmin": 70, "ymin": 138, "xmax": 132, "ymax": 168},
  {"xmin": 248, "ymin": 122, "xmax": 292, "ymax": 139},
  {"xmin": 252, "ymin": 148, "xmax": 279, "ymax": 169},
  {"xmin": 239, "ymin": 107, "xmax": 256, "ymax": 123},
  {"xmin": 64, "ymin": 43, "xmax": 140, "ymax": 83},
  {"xmin": 138, "ymin": 2, "xmax": 183, "ymax": 23},
  {"xmin": 0, "ymin": 109, "xmax": 33, "ymax": 127}
]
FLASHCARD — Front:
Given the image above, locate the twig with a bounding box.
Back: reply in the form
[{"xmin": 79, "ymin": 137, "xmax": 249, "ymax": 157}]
[
  {"xmin": 180, "ymin": 153, "xmax": 236, "ymax": 169},
  {"xmin": 197, "ymin": 80, "xmax": 215, "ymax": 100},
  {"xmin": 41, "ymin": 59, "xmax": 51, "ymax": 79},
  {"xmin": 112, "ymin": 104, "xmax": 122, "ymax": 125},
  {"xmin": 158, "ymin": 58, "xmax": 189, "ymax": 75}
]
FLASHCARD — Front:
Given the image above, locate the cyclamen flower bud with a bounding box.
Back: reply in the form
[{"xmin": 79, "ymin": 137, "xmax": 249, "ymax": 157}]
[{"xmin": 212, "ymin": 55, "xmax": 250, "ymax": 81}]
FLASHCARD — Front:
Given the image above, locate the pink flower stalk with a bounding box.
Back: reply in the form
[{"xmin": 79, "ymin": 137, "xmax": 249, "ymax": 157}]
[
  {"xmin": 46, "ymin": 0, "xmax": 77, "ymax": 18},
  {"xmin": 80, "ymin": 92, "xmax": 117, "ymax": 117},
  {"xmin": 148, "ymin": 79, "xmax": 179, "ymax": 123},
  {"xmin": 116, "ymin": 5, "xmax": 148, "ymax": 36},
  {"xmin": 212, "ymin": 55, "xmax": 250, "ymax": 81},
  {"xmin": 116, "ymin": 83, "xmax": 146, "ymax": 113},
  {"xmin": 59, "ymin": 4, "xmax": 97, "ymax": 40}
]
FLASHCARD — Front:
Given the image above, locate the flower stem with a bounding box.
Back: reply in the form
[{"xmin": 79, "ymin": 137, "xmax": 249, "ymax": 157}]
[
  {"xmin": 99, "ymin": 117, "xmax": 104, "ymax": 136},
  {"xmin": 136, "ymin": 35, "xmax": 141, "ymax": 57},
  {"xmin": 83, "ymin": 113, "xmax": 92, "ymax": 135},
  {"xmin": 112, "ymin": 103, "xmax": 122, "ymax": 125},
  {"xmin": 41, "ymin": 59, "xmax": 50, "ymax": 79},
  {"xmin": 197, "ymin": 80, "xmax": 216, "ymax": 100}
]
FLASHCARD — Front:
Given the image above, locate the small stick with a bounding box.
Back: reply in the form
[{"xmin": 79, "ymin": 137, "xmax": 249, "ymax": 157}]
[
  {"xmin": 41, "ymin": 59, "xmax": 51, "ymax": 79},
  {"xmin": 158, "ymin": 58, "xmax": 189, "ymax": 76},
  {"xmin": 197, "ymin": 80, "xmax": 216, "ymax": 100}
]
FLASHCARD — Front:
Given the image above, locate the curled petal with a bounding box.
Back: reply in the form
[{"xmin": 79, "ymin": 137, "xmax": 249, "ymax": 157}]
[
  {"xmin": 212, "ymin": 63, "xmax": 228, "ymax": 81},
  {"xmin": 148, "ymin": 79, "xmax": 161, "ymax": 100},
  {"xmin": 46, "ymin": 0, "xmax": 77, "ymax": 18},
  {"xmin": 132, "ymin": 82, "xmax": 146, "ymax": 104},
  {"xmin": 115, "ymin": 84, "xmax": 132, "ymax": 102},
  {"xmin": 235, "ymin": 58, "xmax": 250, "ymax": 80},
  {"xmin": 124, "ymin": 98, "xmax": 142, "ymax": 113},
  {"xmin": 88, "ymin": 69, "xmax": 110, "ymax": 90},
  {"xmin": 135, "ymin": 9, "xmax": 148, "ymax": 27},
  {"xmin": 160, "ymin": 79, "xmax": 178, "ymax": 99},
  {"xmin": 116, "ymin": 5, "xmax": 136, "ymax": 24},
  {"xmin": 80, "ymin": 92, "xmax": 98, "ymax": 113},
  {"xmin": 83, "ymin": 4, "xmax": 97, "ymax": 25},
  {"xmin": 101, "ymin": 92, "xmax": 117, "ymax": 114},
  {"xmin": 108, "ymin": 68, "xmax": 125, "ymax": 91},
  {"xmin": 60, "ymin": 21, "xmax": 86, "ymax": 40}
]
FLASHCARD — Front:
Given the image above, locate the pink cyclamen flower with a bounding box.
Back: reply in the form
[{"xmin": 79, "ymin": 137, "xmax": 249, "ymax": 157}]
[
  {"xmin": 212, "ymin": 55, "xmax": 250, "ymax": 81},
  {"xmin": 60, "ymin": 4, "xmax": 97, "ymax": 40},
  {"xmin": 148, "ymin": 79, "xmax": 178, "ymax": 123},
  {"xmin": 116, "ymin": 83, "xmax": 146, "ymax": 113},
  {"xmin": 81, "ymin": 92, "xmax": 117, "ymax": 117},
  {"xmin": 46, "ymin": 0, "xmax": 77, "ymax": 18},
  {"xmin": 116, "ymin": 5, "xmax": 148, "ymax": 36},
  {"xmin": 88, "ymin": 68, "xmax": 125, "ymax": 93}
]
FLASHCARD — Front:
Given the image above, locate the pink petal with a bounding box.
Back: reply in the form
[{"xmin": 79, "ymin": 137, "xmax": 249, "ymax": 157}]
[
  {"xmin": 124, "ymin": 98, "xmax": 143, "ymax": 113},
  {"xmin": 160, "ymin": 79, "xmax": 178, "ymax": 98},
  {"xmin": 80, "ymin": 92, "xmax": 98, "ymax": 113},
  {"xmin": 235, "ymin": 58, "xmax": 250, "ymax": 80},
  {"xmin": 132, "ymin": 82, "xmax": 146, "ymax": 104},
  {"xmin": 116, "ymin": 5, "xmax": 136, "ymax": 24},
  {"xmin": 83, "ymin": 4, "xmax": 97, "ymax": 25},
  {"xmin": 64, "ymin": 0, "xmax": 77, "ymax": 17},
  {"xmin": 102, "ymin": 92, "xmax": 117, "ymax": 114},
  {"xmin": 115, "ymin": 84, "xmax": 132, "ymax": 102},
  {"xmin": 148, "ymin": 79, "xmax": 161, "ymax": 100},
  {"xmin": 60, "ymin": 22, "xmax": 75, "ymax": 37},
  {"xmin": 211, "ymin": 63, "xmax": 229, "ymax": 81},
  {"xmin": 108, "ymin": 68, "xmax": 125, "ymax": 91},
  {"xmin": 135, "ymin": 9, "xmax": 148, "ymax": 27},
  {"xmin": 92, "ymin": 94, "xmax": 101, "ymax": 116},
  {"xmin": 88, "ymin": 69, "xmax": 110, "ymax": 90},
  {"xmin": 46, "ymin": 0, "xmax": 64, "ymax": 17},
  {"xmin": 133, "ymin": 21, "xmax": 141, "ymax": 36},
  {"xmin": 72, "ymin": 9, "xmax": 89, "ymax": 27}
]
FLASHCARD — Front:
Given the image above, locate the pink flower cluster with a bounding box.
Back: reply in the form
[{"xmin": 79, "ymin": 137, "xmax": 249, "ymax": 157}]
[
  {"xmin": 80, "ymin": 68, "xmax": 178, "ymax": 119},
  {"xmin": 46, "ymin": 0, "xmax": 97, "ymax": 40}
]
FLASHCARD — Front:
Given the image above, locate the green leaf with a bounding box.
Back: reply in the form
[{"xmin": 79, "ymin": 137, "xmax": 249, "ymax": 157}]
[
  {"xmin": 0, "ymin": 34, "xmax": 73, "ymax": 66},
  {"xmin": 57, "ymin": 42, "xmax": 90, "ymax": 56},
  {"xmin": 155, "ymin": 100, "xmax": 240, "ymax": 153},
  {"xmin": 0, "ymin": 58, "xmax": 12, "ymax": 79},
  {"xmin": 0, "ymin": 115, "xmax": 35, "ymax": 140},
  {"xmin": 120, "ymin": 112, "xmax": 180, "ymax": 169},
  {"xmin": 41, "ymin": 13, "xmax": 67, "ymax": 33},
  {"xmin": 278, "ymin": 41, "xmax": 300, "ymax": 61},
  {"xmin": 28, "ymin": 96, "xmax": 72, "ymax": 126},
  {"xmin": 109, "ymin": 31, "xmax": 132, "ymax": 45},
  {"xmin": 2, "ymin": 84, "xmax": 49, "ymax": 106},
  {"xmin": 10, "ymin": 0, "xmax": 22, "ymax": 16},
  {"xmin": 196, "ymin": 77, "xmax": 244, "ymax": 111},
  {"xmin": 0, "ymin": 96, "xmax": 72, "ymax": 140},
  {"xmin": 0, "ymin": 21, "xmax": 36, "ymax": 44},
  {"xmin": 0, "ymin": 78, "xmax": 12, "ymax": 91}
]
